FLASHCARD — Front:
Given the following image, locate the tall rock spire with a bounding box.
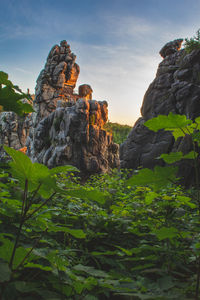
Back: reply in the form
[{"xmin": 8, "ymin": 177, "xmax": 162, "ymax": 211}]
[{"xmin": 26, "ymin": 41, "xmax": 119, "ymax": 175}]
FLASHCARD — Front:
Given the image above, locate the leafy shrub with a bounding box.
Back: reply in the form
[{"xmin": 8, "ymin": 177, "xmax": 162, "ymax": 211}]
[{"xmin": 184, "ymin": 29, "xmax": 200, "ymax": 53}]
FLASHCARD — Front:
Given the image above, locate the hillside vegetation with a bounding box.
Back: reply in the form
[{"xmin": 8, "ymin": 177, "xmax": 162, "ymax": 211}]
[{"xmin": 104, "ymin": 122, "xmax": 132, "ymax": 144}]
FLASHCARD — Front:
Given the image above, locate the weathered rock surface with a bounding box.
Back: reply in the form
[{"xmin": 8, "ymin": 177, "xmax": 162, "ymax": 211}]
[
  {"xmin": 33, "ymin": 40, "xmax": 80, "ymax": 124},
  {"xmin": 120, "ymin": 39, "xmax": 200, "ymax": 185},
  {"xmin": 0, "ymin": 112, "xmax": 31, "ymax": 150},
  {"xmin": 27, "ymin": 98, "xmax": 119, "ymax": 174},
  {"xmin": 0, "ymin": 40, "xmax": 119, "ymax": 174},
  {"xmin": 26, "ymin": 41, "xmax": 119, "ymax": 175}
]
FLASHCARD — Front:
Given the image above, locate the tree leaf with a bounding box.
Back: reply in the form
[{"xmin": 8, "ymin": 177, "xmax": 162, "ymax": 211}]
[
  {"xmin": 159, "ymin": 152, "xmax": 183, "ymax": 164},
  {"xmin": 0, "ymin": 262, "xmax": 11, "ymax": 282},
  {"xmin": 66, "ymin": 188, "xmax": 108, "ymax": 204},
  {"xmin": 153, "ymin": 227, "xmax": 178, "ymax": 240},
  {"xmin": 145, "ymin": 191, "xmax": 158, "ymax": 204},
  {"xmin": 48, "ymin": 225, "xmax": 86, "ymax": 239},
  {"xmin": 73, "ymin": 264, "xmax": 109, "ymax": 278},
  {"xmin": 0, "ymin": 71, "xmax": 13, "ymax": 87},
  {"xmin": 183, "ymin": 150, "xmax": 198, "ymax": 159},
  {"xmin": 176, "ymin": 195, "xmax": 197, "ymax": 208},
  {"xmin": 4, "ymin": 146, "xmax": 58, "ymax": 197},
  {"xmin": 126, "ymin": 166, "xmax": 177, "ymax": 189},
  {"xmin": 24, "ymin": 262, "xmax": 52, "ymax": 271},
  {"xmin": 49, "ymin": 165, "xmax": 79, "ymax": 175},
  {"xmin": 144, "ymin": 113, "xmax": 192, "ymax": 132}
]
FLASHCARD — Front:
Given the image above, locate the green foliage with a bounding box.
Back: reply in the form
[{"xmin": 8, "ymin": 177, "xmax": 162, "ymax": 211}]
[
  {"xmin": 126, "ymin": 165, "xmax": 177, "ymax": 190},
  {"xmin": 104, "ymin": 122, "xmax": 132, "ymax": 144},
  {"xmin": 184, "ymin": 29, "xmax": 200, "ymax": 53},
  {"xmin": 0, "ymin": 71, "xmax": 34, "ymax": 115},
  {"xmin": 2, "ymin": 105, "xmax": 200, "ymax": 299}
]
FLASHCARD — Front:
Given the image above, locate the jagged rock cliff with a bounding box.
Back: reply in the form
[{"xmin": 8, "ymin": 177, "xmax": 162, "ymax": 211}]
[
  {"xmin": 25, "ymin": 41, "xmax": 119, "ymax": 174},
  {"xmin": 120, "ymin": 39, "xmax": 200, "ymax": 184}
]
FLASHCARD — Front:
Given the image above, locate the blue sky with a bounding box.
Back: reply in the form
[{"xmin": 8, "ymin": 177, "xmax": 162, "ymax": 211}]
[{"xmin": 1, "ymin": 0, "xmax": 200, "ymax": 125}]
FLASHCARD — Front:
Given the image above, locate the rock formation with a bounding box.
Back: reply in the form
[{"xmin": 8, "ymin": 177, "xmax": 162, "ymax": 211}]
[
  {"xmin": 120, "ymin": 39, "xmax": 200, "ymax": 185},
  {"xmin": 33, "ymin": 40, "xmax": 80, "ymax": 123},
  {"xmin": 0, "ymin": 112, "xmax": 31, "ymax": 153},
  {"xmin": 25, "ymin": 40, "xmax": 119, "ymax": 175}
]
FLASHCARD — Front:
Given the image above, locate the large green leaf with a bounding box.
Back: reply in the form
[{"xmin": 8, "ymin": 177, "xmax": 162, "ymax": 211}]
[
  {"xmin": 4, "ymin": 146, "xmax": 80, "ymax": 198},
  {"xmin": 49, "ymin": 165, "xmax": 79, "ymax": 175},
  {"xmin": 126, "ymin": 166, "xmax": 177, "ymax": 189},
  {"xmin": 0, "ymin": 71, "xmax": 34, "ymax": 115},
  {"xmin": 144, "ymin": 191, "xmax": 158, "ymax": 204},
  {"xmin": 176, "ymin": 195, "xmax": 197, "ymax": 208},
  {"xmin": 159, "ymin": 152, "xmax": 184, "ymax": 164},
  {"xmin": 0, "ymin": 86, "xmax": 34, "ymax": 115},
  {"xmin": 160, "ymin": 151, "xmax": 197, "ymax": 164},
  {"xmin": 4, "ymin": 145, "xmax": 34, "ymax": 183},
  {"xmin": 24, "ymin": 262, "xmax": 52, "ymax": 271},
  {"xmin": 4, "ymin": 146, "xmax": 57, "ymax": 197},
  {"xmin": 153, "ymin": 227, "xmax": 178, "ymax": 240},
  {"xmin": 0, "ymin": 236, "xmax": 32, "ymax": 268},
  {"xmin": 73, "ymin": 264, "xmax": 109, "ymax": 278},
  {"xmin": 48, "ymin": 224, "xmax": 86, "ymax": 239},
  {"xmin": 0, "ymin": 71, "xmax": 13, "ymax": 87},
  {"xmin": 66, "ymin": 188, "xmax": 108, "ymax": 204},
  {"xmin": 144, "ymin": 113, "xmax": 192, "ymax": 132},
  {"xmin": 144, "ymin": 113, "xmax": 193, "ymax": 140}
]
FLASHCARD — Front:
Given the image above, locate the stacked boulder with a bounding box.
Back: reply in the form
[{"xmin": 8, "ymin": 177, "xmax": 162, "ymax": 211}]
[{"xmin": 25, "ymin": 41, "xmax": 119, "ymax": 175}]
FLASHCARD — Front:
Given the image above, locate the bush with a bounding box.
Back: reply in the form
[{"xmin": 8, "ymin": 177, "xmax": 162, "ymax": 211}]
[{"xmin": 184, "ymin": 29, "xmax": 200, "ymax": 53}]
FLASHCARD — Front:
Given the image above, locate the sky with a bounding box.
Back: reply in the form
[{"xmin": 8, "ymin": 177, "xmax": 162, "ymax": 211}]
[{"xmin": 0, "ymin": 0, "xmax": 200, "ymax": 125}]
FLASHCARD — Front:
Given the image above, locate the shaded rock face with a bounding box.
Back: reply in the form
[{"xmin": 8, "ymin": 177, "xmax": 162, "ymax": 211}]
[
  {"xmin": 26, "ymin": 41, "xmax": 119, "ymax": 175},
  {"xmin": 120, "ymin": 39, "xmax": 200, "ymax": 185},
  {"xmin": 27, "ymin": 99, "xmax": 118, "ymax": 174},
  {"xmin": 0, "ymin": 112, "xmax": 32, "ymax": 160}
]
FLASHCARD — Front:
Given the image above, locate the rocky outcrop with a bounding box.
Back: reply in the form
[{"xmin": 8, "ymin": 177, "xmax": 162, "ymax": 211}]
[
  {"xmin": 0, "ymin": 112, "xmax": 31, "ymax": 152},
  {"xmin": 120, "ymin": 39, "xmax": 200, "ymax": 185},
  {"xmin": 26, "ymin": 98, "xmax": 118, "ymax": 174},
  {"xmin": 26, "ymin": 41, "xmax": 119, "ymax": 175},
  {"xmin": 33, "ymin": 40, "xmax": 80, "ymax": 124},
  {"xmin": 159, "ymin": 39, "xmax": 183, "ymax": 58}
]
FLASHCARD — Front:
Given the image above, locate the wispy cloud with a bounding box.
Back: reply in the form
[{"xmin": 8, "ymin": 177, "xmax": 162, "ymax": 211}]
[
  {"xmin": 15, "ymin": 67, "xmax": 32, "ymax": 75},
  {"xmin": 104, "ymin": 15, "xmax": 155, "ymax": 39}
]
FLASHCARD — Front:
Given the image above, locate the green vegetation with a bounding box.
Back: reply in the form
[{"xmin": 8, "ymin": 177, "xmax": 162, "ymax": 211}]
[
  {"xmin": 0, "ymin": 71, "xmax": 34, "ymax": 115},
  {"xmin": 1, "ymin": 114, "xmax": 200, "ymax": 299},
  {"xmin": 184, "ymin": 29, "xmax": 200, "ymax": 53},
  {"xmin": 2, "ymin": 74, "xmax": 200, "ymax": 299},
  {"xmin": 104, "ymin": 122, "xmax": 132, "ymax": 144}
]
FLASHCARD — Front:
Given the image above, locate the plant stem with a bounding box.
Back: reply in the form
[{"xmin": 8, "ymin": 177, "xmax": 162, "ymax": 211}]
[
  {"xmin": 196, "ymin": 257, "xmax": 200, "ymax": 300},
  {"xmin": 21, "ymin": 179, "xmax": 28, "ymax": 218},
  {"xmin": 9, "ymin": 218, "xmax": 24, "ymax": 269},
  {"xmin": 28, "ymin": 183, "xmax": 42, "ymax": 209},
  {"xmin": 13, "ymin": 228, "xmax": 48, "ymax": 272},
  {"xmin": 9, "ymin": 180, "xmax": 28, "ymax": 269},
  {"xmin": 24, "ymin": 192, "xmax": 56, "ymax": 221}
]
